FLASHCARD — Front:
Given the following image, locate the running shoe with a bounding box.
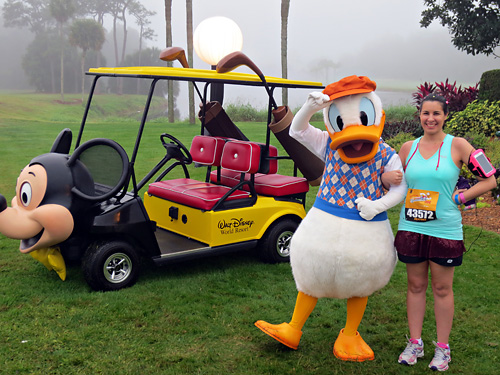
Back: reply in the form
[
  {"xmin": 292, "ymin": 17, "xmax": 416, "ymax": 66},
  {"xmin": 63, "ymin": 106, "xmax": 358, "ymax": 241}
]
[
  {"xmin": 429, "ymin": 341, "xmax": 451, "ymax": 371},
  {"xmin": 398, "ymin": 336, "xmax": 424, "ymax": 365}
]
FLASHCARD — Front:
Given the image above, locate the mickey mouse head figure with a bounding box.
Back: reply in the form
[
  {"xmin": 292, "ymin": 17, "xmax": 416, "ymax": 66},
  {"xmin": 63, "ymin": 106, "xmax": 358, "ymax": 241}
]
[{"xmin": 0, "ymin": 129, "xmax": 127, "ymax": 280}]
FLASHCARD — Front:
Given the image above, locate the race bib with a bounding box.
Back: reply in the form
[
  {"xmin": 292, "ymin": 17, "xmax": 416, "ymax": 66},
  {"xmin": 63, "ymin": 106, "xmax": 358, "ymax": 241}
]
[{"xmin": 405, "ymin": 189, "xmax": 439, "ymax": 222}]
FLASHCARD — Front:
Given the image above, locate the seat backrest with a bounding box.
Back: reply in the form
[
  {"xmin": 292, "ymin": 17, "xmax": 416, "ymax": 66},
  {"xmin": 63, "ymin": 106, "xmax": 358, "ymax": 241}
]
[
  {"xmin": 220, "ymin": 140, "xmax": 261, "ymax": 174},
  {"xmin": 190, "ymin": 135, "xmax": 226, "ymax": 166}
]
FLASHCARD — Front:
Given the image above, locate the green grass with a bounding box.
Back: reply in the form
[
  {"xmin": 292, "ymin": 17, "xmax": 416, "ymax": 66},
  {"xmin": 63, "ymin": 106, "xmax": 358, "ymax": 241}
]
[{"xmin": 0, "ymin": 93, "xmax": 499, "ymax": 374}]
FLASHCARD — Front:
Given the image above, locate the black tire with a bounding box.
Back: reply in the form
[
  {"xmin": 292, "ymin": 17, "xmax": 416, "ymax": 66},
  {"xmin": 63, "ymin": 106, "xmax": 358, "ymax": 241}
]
[
  {"xmin": 258, "ymin": 218, "xmax": 298, "ymax": 263},
  {"xmin": 82, "ymin": 240, "xmax": 140, "ymax": 291}
]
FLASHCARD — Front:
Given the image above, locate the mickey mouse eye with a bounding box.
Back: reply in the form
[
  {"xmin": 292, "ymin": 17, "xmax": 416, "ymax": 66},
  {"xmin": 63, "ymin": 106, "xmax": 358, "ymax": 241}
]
[{"xmin": 20, "ymin": 182, "xmax": 32, "ymax": 207}]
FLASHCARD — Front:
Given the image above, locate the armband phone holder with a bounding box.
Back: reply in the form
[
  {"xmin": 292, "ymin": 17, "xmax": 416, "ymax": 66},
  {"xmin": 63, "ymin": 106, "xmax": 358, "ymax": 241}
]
[{"xmin": 468, "ymin": 149, "xmax": 495, "ymax": 178}]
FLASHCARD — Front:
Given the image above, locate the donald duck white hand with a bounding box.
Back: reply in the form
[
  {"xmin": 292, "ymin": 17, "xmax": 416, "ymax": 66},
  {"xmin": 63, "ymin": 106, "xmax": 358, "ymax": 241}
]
[
  {"xmin": 355, "ymin": 182, "xmax": 407, "ymax": 221},
  {"xmin": 355, "ymin": 197, "xmax": 380, "ymax": 221},
  {"xmin": 291, "ymin": 92, "xmax": 331, "ymax": 132},
  {"xmin": 304, "ymin": 92, "xmax": 331, "ymax": 112}
]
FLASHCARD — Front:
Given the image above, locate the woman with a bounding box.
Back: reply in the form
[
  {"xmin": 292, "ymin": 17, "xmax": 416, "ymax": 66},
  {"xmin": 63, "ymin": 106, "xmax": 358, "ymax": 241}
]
[{"xmin": 391, "ymin": 94, "xmax": 497, "ymax": 371}]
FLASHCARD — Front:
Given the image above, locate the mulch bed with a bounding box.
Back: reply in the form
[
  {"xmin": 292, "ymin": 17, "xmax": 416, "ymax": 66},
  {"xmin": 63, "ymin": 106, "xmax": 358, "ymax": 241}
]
[{"xmin": 461, "ymin": 193, "xmax": 500, "ymax": 234}]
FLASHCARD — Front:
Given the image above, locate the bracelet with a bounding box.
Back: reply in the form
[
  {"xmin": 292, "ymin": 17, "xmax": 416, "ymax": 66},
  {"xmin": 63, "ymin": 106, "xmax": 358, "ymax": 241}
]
[
  {"xmin": 459, "ymin": 192, "xmax": 466, "ymax": 204},
  {"xmin": 454, "ymin": 194, "xmax": 460, "ymax": 205}
]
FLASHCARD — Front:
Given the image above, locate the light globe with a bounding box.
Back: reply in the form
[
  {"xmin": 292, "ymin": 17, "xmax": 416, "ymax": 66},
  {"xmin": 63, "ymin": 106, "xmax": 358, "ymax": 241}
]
[{"xmin": 194, "ymin": 17, "xmax": 243, "ymax": 67}]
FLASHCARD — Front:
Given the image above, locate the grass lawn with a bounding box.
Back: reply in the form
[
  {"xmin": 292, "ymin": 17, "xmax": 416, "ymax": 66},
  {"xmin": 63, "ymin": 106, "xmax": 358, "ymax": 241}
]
[{"xmin": 0, "ymin": 93, "xmax": 499, "ymax": 374}]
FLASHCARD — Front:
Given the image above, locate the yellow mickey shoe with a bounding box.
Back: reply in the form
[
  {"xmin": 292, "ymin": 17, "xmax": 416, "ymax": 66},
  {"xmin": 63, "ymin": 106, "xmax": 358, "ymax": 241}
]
[
  {"xmin": 333, "ymin": 329, "xmax": 375, "ymax": 362},
  {"xmin": 47, "ymin": 248, "xmax": 66, "ymax": 281},
  {"xmin": 254, "ymin": 321, "xmax": 302, "ymax": 350},
  {"xmin": 29, "ymin": 247, "xmax": 67, "ymax": 281},
  {"xmin": 30, "ymin": 248, "xmax": 52, "ymax": 270}
]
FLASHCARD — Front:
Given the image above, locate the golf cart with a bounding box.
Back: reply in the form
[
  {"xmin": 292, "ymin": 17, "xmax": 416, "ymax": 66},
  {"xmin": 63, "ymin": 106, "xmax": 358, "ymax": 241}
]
[{"xmin": 2, "ymin": 49, "xmax": 324, "ymax": 291}]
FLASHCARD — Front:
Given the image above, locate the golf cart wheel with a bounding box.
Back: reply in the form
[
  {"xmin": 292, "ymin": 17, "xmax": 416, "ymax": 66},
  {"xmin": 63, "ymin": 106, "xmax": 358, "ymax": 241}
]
[
  {"xmin": 82, "ymin": 240, "xmax": 140, "ymax": 291},
  {"xmin": 258, "ymin": 218, "xmax": 298, "ymax": 264}
]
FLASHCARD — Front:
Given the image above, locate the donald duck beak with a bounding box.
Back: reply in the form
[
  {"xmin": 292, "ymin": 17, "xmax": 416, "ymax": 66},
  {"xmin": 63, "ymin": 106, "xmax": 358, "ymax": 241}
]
[{"xmin": 329, "ymin": 112, "xmax": 385, "ymax": 164}]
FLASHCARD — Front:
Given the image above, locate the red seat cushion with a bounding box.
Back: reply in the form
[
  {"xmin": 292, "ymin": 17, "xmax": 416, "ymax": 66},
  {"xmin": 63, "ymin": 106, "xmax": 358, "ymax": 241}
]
[
  {"xmin": 190, "ymin": 135, "xmax": 226, "ymax": 166},
  {"xmin": 148, "ymin": 178, "xmax": 250, "ymax": 210},
  {"xmin": 210, "ymin": 170, "xmax": 309, "ymax": 196},
  {"xmin": 220, "ymin": 141, "xmax": 261, "ymax": 173}
]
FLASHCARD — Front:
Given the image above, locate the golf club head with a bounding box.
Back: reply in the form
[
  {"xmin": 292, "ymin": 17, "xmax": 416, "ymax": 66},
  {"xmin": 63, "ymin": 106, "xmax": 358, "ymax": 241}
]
[
  {"xmin": 159, "ymin": 46, "xmax": 189, "ymax": 68},
  {"xmin": 216, "ymin": 51, "xmax": 264, "ymax": 81}
]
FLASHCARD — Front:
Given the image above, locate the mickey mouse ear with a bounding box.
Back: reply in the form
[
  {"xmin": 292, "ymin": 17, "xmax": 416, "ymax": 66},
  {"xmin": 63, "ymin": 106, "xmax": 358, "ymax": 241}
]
[
  {"xmin": 67, "ymin": 138, "xmax": 129, "ymax": 202},
  {"xmin": 51, "ymin": 128, "xmax": 73, "ymax": 154}
]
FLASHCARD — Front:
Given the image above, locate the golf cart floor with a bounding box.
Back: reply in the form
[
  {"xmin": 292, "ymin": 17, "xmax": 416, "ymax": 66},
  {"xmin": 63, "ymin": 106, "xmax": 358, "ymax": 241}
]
[{"xmin": 154, "ymin": 227, "xmax": 209, "ymax": 255}]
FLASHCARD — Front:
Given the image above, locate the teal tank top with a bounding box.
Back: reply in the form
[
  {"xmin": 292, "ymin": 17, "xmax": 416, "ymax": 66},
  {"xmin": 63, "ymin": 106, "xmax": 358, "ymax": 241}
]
[{"xmin": 398, "ymin": 134, "xmax": 463, "ymax": 240}]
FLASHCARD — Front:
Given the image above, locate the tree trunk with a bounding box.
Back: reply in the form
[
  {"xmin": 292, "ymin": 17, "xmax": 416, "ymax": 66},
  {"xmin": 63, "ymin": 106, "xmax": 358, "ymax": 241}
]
[
  {"xmin": 59, "ymin": 23, "xmax": 65, "ymax": 101},
  {"xmin": 113, "ymin": 17, "xmax": 119, "ymax": 66},
  {"xmin": 81, "ymin": 50, "xmax": 86, "ymax": 102},
  {"xmin": 186, "ymin": 0, "xmax": 195, "ymax": 124},
  {"xmin": 165, "ymin": 0, "xmax": 174, "ymax": 122},
  {"xmin": 281, "ymin": 0, "xmax": 290, "ymax": 106}
]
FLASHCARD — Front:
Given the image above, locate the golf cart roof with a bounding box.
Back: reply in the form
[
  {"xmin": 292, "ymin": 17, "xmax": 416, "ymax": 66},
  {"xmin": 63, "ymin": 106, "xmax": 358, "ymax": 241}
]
[{"xmin": 88, "ymin": 66, "xmax": 323, "ymax": 89}]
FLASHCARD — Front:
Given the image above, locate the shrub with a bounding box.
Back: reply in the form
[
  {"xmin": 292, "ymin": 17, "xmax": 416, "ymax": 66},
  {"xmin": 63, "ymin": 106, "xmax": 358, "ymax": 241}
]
[
  {"xmin": 382, "ymin": 119, "xmax": 422, "ymax": 140},
  {"xmin": 225, "ymin": 102, "xmax": 268, "ymax": 122},
  {"xmin": 479, "ymin": 69, "xmax": 500, "ymax": 101},
  {"xmin": 384, "ymin": 104, "xmax": 418, "ymax": 122},
  {"xmin": 484, "ymin": 137, "xmax": 500, "ymax": 167},
  {"xmin": 412, "ymin": 79, "xmax": 479, "ymax": 118},
  {"xmin": 462, "ymin": 131, "xmax": 490, "ymax": 151},
  {"xmin": 447, "ymin": 100, "xmax": 500, "ymax": 137},
  {"xmin": 384, "ymin": 132, "xmax": 414, "ymax": 153}
]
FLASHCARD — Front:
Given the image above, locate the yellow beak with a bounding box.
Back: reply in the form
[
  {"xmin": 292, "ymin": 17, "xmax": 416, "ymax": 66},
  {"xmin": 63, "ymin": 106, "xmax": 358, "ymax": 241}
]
[{"xmin": 328, "ymin": 112, "xmax": 385, "ymax": 164}]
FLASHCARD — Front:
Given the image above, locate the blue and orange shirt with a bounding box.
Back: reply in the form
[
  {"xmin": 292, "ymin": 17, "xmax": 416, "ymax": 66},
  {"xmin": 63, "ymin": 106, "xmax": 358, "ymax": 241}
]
[{"xmin": 313, "ymin": 139, "xmax": 396, "ymax": 221}]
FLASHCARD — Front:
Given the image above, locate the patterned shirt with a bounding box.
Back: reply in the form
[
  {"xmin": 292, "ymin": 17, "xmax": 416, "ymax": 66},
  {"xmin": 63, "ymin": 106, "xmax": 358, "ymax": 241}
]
[{"xmin": 313, "ymin": 139, "xmax": 396, "ymax": 221}]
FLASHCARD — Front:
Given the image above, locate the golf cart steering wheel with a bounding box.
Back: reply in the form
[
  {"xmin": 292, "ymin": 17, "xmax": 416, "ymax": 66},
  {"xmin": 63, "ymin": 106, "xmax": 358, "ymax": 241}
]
[{"xmin": 160, "ymin": 133, "xmax": 193, "ymax": 164}]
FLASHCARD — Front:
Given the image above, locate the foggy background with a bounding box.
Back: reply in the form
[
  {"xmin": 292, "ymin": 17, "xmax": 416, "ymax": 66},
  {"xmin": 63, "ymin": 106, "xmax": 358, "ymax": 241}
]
[{"xmin": 1, "ymin": 0, "xmax": 499, "ymax": 117}]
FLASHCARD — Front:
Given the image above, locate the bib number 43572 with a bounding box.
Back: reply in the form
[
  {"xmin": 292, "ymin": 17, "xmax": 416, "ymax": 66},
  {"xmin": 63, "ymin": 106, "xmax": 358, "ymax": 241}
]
[{"xmin": 405, "ymin": 208, "xmax": 436, "ymax": 221}]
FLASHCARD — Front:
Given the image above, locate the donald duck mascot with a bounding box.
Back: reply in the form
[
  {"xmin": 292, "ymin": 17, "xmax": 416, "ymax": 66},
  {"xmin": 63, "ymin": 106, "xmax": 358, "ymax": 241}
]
[{"xmin": 255, "ymin": 75, "xmax": 407, "ymax": 361}]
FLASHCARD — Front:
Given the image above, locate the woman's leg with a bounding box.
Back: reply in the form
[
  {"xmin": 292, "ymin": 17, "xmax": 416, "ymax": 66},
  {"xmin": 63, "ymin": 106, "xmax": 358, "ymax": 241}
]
[
  {"xmin": 406, "ymin": 262, "xmax": 430, "ymax": 339},
  {"xmin": 429, "ymin": 261, "xmax": 455, "ymax": 344}
]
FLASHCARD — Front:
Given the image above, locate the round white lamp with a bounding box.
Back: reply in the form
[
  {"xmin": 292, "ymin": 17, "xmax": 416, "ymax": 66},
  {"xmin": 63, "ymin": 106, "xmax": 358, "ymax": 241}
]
[{"xmin": 194, "ymin": 16, "xmax": 243, "ymax": 67}]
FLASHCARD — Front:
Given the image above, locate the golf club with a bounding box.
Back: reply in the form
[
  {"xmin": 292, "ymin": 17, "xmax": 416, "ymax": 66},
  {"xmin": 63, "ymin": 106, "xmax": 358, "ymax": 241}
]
[
  {"xmin": 216, "ymin": 51, "xmax": 278, "ymax": 110},
  {"xmin": 159, "ymin": 46, "xmax": 203, "ymax": 100}
]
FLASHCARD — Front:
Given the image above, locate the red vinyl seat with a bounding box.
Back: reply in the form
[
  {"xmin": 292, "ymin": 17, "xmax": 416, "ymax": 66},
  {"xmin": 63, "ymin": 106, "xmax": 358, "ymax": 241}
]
[{"xmin": 147, "ymin": 137, "xmax": 261, "ymax": 210}]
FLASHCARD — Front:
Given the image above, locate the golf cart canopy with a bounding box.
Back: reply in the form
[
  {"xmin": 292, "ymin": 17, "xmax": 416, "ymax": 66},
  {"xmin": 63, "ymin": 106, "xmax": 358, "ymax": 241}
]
[{"xmin": 88, "ymin": 66, "xmax": 323, "ymax": 89}]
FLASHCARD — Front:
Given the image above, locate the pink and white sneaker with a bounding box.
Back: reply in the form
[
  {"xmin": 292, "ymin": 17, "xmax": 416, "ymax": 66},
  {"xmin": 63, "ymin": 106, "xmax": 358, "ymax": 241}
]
[
  {"xmin": 398, "ymin": 336, "xmax": 424, "ymax": 365},
  {"xmin": 429, "ymin": 341, "xmax": 451, "ymax": 371}
]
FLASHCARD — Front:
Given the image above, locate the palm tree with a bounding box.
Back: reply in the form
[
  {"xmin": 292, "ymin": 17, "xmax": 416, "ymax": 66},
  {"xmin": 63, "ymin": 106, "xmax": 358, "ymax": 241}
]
[
  {"xmin": 130, "ymin": 2, "xmax": 156, "ymax": 93},
  {"xmin": 69, "ymin": 19, "xmax": 105, "ymax": 101},
  {"xmin": 50, "ymin": 0, "xmax": 76, "ymax": 101},
  {"xmin": 164, "ymin": 0, "xmax": 174, "ymax": 122},
  {"xmin": 281, "ymin": 0, "xmax": 290, "ymax": 106},
  {"xmin": 186, "ymin": 0, "xmax": 195, "ymax": 124}
]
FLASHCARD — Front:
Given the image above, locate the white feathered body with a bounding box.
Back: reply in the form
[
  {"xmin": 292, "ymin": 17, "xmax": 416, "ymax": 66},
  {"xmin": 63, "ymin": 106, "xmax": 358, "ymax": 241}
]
[{"xmin": 290, "ymin": 206, "xmax": 397, "ymax": 299}]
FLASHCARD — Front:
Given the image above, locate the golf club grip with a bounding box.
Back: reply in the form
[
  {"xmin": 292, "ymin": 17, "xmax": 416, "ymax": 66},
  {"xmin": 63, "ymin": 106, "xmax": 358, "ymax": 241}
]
[{"xmin": 269, "ymin": 106, "xmax": 324, "ymax": 186}]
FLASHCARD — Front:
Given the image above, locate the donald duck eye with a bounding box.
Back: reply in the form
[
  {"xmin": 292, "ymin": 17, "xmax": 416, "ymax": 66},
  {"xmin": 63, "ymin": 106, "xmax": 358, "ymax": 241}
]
[
  {"xmin": 328, "ymin": 103, "xmax": 343, "ymax": 132},
  {"xmin": 20, "ymin": 182, "xmax": 32, "ymax": 207},
  {"xmin": 359, "ymin": 97, "xmax": 376, "ymax": 126}
]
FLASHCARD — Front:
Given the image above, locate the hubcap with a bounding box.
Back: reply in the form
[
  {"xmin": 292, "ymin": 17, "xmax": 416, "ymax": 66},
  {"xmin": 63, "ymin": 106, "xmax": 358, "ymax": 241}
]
[
  {"xmin": 103, "ymin": 252, "xmax": 132, "ymax": 283},
  {"xmin": 276, "ymin": 230, "xmax": 293, "ymax": 258}
]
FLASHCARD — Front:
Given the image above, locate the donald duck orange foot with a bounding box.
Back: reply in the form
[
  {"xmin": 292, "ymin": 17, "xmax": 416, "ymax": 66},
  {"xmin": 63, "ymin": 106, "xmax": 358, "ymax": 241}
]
[
  {"xmin": 254, "ymin": 321, "xmax": 302, "ymax": 350},
  {"xmin": 333, "ymin": 329, "xmax": 374, "ymax": 362}
]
